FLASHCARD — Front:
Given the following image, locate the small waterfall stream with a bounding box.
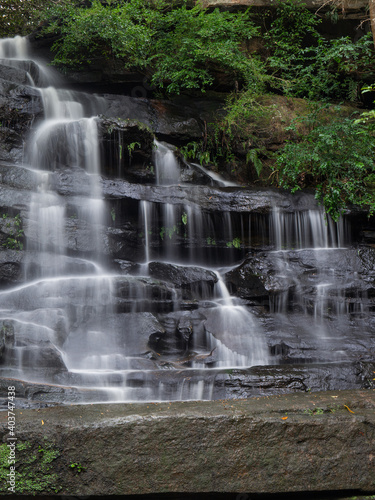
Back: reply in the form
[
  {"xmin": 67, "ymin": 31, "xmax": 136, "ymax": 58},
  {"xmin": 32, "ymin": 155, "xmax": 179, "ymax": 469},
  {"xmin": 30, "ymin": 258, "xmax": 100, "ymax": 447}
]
[{"xmin": 0, "ymin": 36, "xmax": 372, "ymax": 404}]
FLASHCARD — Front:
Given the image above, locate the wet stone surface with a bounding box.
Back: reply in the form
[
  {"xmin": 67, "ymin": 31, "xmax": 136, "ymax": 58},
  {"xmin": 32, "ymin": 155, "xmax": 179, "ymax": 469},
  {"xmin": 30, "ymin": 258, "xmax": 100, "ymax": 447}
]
[{"xmin": 0, "ymin": 37, "xmax": 374, "ymax": 408}]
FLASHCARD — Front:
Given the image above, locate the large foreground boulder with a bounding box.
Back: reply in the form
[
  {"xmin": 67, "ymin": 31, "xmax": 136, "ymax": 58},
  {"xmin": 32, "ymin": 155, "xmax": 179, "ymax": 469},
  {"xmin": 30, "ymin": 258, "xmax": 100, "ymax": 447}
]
[{"xmin": 0, "ymin": 389, "xmax": 373, "ymax": 496}]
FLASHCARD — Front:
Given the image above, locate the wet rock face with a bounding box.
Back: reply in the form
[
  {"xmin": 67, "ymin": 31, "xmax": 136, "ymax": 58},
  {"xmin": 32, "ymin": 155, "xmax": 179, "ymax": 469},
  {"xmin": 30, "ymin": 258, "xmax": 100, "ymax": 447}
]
[
  {"xmin": 0, "ymin": 79, "xmax": 43, "ymax": 162},
  {"xmin": 99, "ymin": 117, "xmax": 155, "ymax": 181},
  {"xmin": 148, "ymin": 261, "xmax": 218, "ymax": 299},
  {"xmin": 0, "ymin": 250, "xmax": 23, "ymax": 286},
  {"xmin": 0, "ymin": 38, "xmax": 374, "ymax": 406},
  {"xmin": 102, "ymin": 93, "xmax": 216, "ymax": 145},
  {"xmin": 0, "ymin": 79, "xmax": 43, "ymax": 128}
]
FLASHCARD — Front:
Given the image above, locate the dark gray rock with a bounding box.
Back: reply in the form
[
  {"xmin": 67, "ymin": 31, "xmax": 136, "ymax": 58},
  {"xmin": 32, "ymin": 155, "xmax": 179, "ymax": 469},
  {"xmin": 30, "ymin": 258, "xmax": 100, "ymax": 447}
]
[
  {"xmin": 0, "ymin": 162, "xmax": 42, "ymax": 191},
  {"xmin": 102, "ymin": 93, "xmax": 221, "ymax": 144},
  {"xmin": 0, "ymin": 79, "xmax": 43, "ymax": 129},
  {"xmin": 218, "ymin": 362, "xmax": 375, "ymax": 399},
  {"xmin": 0, "ymin": 390, "xmax": 374, "ymax": 495},
  {"xmin": 225, "ymin": 258, "xmax": 269, "ymax": 299},
  {"xmin": 0, "ymin": 59, "xmax": 50, "ymax": 87},
  {"xmin": 0, "ymin": 128, "xmax": 24, "ymax": 163},
  {"xmin": 4, "ymin": 344, "xmax": 67, "ymax": 371},
  {"xmin": 0, "ymin": 250, "xmax": 24, "ymax": 286},
  {"xmin": 0, "ymin": 62, "xmax": 31, "ymax": 86},
  {"xmin": 113, "ymin": 276, "xmax": 178, "ymax": 313},
  {"xmin": 99, "ymin": 117, "xmax": 155, "ymax": 181},
  {"xmin": 148, "ymin": 261, "xmax": 218, "ymax": 299}
]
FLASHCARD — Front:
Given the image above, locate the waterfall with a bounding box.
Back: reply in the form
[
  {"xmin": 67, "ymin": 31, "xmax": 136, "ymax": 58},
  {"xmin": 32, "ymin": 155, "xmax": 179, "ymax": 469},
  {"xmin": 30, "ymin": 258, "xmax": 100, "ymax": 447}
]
[
  {"xmin": 153, "ymin": 140, "xmax": 181, "ymax": 185},
  {"xmin": 269, "ymin": 206, "xmax": 357, "ymax": 362},
  {"xmin": 0, "ymin": 36, "xmax": 28, "ymax": 59},
  {"xmin": 0, "ymin": 35, "xmax": 368, "ymax": 404}
]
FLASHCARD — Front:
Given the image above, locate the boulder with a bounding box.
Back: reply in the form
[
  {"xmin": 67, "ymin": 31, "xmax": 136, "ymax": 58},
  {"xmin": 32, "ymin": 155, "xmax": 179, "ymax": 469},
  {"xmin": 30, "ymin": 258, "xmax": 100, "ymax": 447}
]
[
  {"xmin": 148, "ymin": 261, "xmax": 218, "ymax": 299},
  {"xmin": 1, "ymin": 390, "xmax": 374, "ymax": 495},
  {"xmin": 0, "ymin": 250, "xmax": 24, "ymax": 286}
]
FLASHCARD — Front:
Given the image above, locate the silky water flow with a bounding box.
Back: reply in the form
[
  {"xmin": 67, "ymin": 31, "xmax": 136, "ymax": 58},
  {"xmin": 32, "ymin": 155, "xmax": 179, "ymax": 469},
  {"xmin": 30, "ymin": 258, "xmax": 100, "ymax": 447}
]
[{"xmin": 0, "ymin": 36, "xmax": 366, "ymax": 404}]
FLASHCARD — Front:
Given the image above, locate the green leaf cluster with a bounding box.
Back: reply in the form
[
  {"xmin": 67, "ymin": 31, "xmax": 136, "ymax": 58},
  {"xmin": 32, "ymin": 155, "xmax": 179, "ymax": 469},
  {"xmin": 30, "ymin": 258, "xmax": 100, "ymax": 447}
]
[
  {"xmin": 40, "ymin": 0, "xmax": 261, "ymax": 94},
  {"xmin": 0, "ymin": 440, "xmax": 61, "ymax": 494},
  {"xmin": 2, "ymin": 213, "xmax": 24, "ymax": 250},
  {"xmin": 274, "ymin": 117, "xmax": 375, "ymax": 220},
  {"xmin": 0, "ymin": 0, "xmax": 51, "ymax": 37},
  {"xmin": 263, "ymin": 0, "xmax": 375, "ymax": 101}
]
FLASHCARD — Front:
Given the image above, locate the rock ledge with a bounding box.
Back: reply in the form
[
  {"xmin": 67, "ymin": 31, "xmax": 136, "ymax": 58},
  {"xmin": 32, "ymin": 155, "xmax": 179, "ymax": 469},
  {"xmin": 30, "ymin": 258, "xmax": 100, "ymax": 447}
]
[{"xmin": 0, "ymin": 389, "xmax": 374, "ymax": 496}]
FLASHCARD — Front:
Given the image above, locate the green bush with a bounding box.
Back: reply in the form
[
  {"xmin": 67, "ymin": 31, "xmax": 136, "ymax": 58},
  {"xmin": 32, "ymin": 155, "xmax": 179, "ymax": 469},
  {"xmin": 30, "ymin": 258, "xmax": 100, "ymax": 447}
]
[
  {"xmin": 40, "ymin": 0, "xmax": 261, "ymax": 94},
  {"xmin": 274, "ymin": 116, "xmax": 375, "ymax": 220},
  {"xmin": 0, "ymin": 0, "xmax": 51, "ymax": 37},
  {"xmin": 263, "ymin": 0, "xmax": 375, "ymax": 101}
]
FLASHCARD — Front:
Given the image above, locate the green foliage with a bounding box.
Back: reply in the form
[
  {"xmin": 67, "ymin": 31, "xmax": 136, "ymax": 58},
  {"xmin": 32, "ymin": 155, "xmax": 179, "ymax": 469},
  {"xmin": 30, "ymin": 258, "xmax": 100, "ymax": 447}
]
[
  {"xmin": 0, "ymin": 0, "xmax": 60, "ymax": 37},
  {"xmin": 69, "ymin": 462, "xmax": 86, "ymax": 473},
  {"xmin": 160, "ymin": 224, "xmax": 179, "ymax": 240},
  {"xmin": 355, "ymin": 84, "xmax": 375, "ymax": 126},
  {"xmin": 179, "ymin": 141, "xmax": 212, "ymax": 166},
  {"xmin": 201, "ymin": 90, "xmax": 272, "ymax": 177},
  {"xmin": 245, "ymin": 148, "xmax": 263, "ymax": 177},
  {"xmin": 0, "ymin": 440, "xmax": 61, "ymax": 494},
  {"xmin": 127, "ymin": 141, "xmax": 141, "ymax": 159},
  {"xmin": 110, "ymin": 207, "xmax": 116, "ymax": 222},
  {"xmin": 274, "ymin": 117, "xmax": 375, "ymax": 220},
  {"xmin": 150, "ymin": 4, "xmax": 261, "ymax": 94},
  {"xmin": 40, "ymin": 0, "xmax": 261, "ymax": 94},
  {"xmin": 206, "ymin": 236, "xmax": 216, "ymax": 245},
  {"xmin": 2, "ymin": 214, "xmax": 24, "ymax": 250},
  {"xmin": 263, "ymin": 0, "xmax": 375, "ymax": 101},
  {"xmin": 226, "ymin": 237, "xmax": 241, "ymax": 249}
]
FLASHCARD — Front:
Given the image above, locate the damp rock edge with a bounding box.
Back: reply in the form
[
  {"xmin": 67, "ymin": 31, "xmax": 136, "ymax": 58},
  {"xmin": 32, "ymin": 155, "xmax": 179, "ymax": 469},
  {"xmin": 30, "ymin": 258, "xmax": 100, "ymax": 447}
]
[{"xmin": 0, "ymin": 389, "xmax": 374, "ymax": 496}]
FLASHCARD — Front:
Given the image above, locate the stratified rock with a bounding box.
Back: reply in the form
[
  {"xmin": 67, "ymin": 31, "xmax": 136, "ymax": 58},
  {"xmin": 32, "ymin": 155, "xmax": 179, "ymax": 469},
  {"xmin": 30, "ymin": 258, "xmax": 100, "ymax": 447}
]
[
  {"xmin": 0, "ymin": 390, "xmax": 374, "ymax": 495},
  {"xmin": 102, "ymin": 93, "xmax": 221, "ymax": 144},
  {"xmin": 0, "ymin": 77, "xmax": 43, "ymax": 161},
  {"xmin": 148, "ymin": 261, "xmax": 218, "ymax": 299}
]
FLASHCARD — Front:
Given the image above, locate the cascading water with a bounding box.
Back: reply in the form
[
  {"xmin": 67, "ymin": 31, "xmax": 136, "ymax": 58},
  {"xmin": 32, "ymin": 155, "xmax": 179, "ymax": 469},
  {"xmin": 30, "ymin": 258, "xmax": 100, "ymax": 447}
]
[
  {"xmin": 0, "ymin": 36, "xmax": 271, "ymax": 403},
  {"xmin": 268, "ymin": 207, "xmax": 360, "ymax": 362},
  {"xmin": 0, "ymin": 37, "xmax": 116, "ymax": 398},
  {"xmin": 0, "ymin": 35, "xmax": 372, "ymax": 405},
  {"xmin": 153, "ymin": 140, "xmax": 181, "ymax": 185}
]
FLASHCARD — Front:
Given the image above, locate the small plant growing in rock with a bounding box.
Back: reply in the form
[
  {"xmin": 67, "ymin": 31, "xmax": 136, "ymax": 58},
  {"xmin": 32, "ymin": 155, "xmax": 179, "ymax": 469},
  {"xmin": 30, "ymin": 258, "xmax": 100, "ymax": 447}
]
[
  {"xmin": 69, "ymin": 462, "xmax": 86, "ymax": 473},
  {"xmin": 2, "ymin": 214, "xmax": 24, "ymax": 250},
  {"xmin": 110, "ymin": 207, "xmax": 116, "ymax": 222},
  {"xmin": 127, "ymin": 141, "xmax": 141, "ymax": 159},
  {"xmin": 226, "ymin": 237, "xmax": 241, "ymax": 249}
]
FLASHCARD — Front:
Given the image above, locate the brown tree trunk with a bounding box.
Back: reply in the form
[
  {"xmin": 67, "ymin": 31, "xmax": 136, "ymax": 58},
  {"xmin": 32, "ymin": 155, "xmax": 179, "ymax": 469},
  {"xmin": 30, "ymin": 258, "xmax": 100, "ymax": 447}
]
[{"xmin": 370, "ymin": 0, "xmax": 375, "ymax": 47}]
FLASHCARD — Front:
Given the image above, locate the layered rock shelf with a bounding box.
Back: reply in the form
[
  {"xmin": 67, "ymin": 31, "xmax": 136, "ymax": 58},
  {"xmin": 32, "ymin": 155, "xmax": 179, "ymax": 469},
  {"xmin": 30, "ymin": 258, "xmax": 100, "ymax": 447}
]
[{"xmin": 0, "ymin": 390, "xmax": 374, "ymax": 496}]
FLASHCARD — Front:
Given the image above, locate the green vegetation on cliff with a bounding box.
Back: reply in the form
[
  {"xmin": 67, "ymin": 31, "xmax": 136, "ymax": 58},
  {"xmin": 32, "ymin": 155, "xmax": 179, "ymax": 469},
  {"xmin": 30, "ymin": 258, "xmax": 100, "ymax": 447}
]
[
  {"xmin": 3, "ymin": 0, "xmax": 375, "ymax": 218},
  {"xmin": 0, "ymin": 0, "xmax": 47, "ymax": 37},
  {"xmin": 39, "ymin": 0, "xmax": 262, "ymax": 94}
]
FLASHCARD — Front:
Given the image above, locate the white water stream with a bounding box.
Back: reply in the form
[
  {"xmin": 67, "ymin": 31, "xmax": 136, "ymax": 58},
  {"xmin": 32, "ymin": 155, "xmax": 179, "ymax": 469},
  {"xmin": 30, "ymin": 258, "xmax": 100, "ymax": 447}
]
[{"xmin": 0, "ymin": 36, "xmax": 359, "ymax": 403}]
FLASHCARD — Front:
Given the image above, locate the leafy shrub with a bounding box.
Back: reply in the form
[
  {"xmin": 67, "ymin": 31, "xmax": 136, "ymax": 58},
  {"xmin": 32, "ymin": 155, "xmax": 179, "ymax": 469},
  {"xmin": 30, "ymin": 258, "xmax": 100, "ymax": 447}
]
[
  {"xmin": 40, "ymin": 0, "xmax": 261, "ymax": 94},
  {"xmin": 0, "ymin": 0, "xmax": 49, "ymax": 37},
  {"xmin": 263, "ymin": 0, "xmax": 375, "ymax": 101},
  {"xmin": 274, "ymin": 117, "xmax": 375, "ymax": 220}
]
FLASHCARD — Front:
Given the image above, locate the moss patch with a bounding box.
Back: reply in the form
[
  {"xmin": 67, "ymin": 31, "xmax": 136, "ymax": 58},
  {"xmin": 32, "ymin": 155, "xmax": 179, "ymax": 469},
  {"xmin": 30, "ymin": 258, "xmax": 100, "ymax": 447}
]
[{"xmin": 0, "ymin": 438, "xmax": 61, "ymax": 495}]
